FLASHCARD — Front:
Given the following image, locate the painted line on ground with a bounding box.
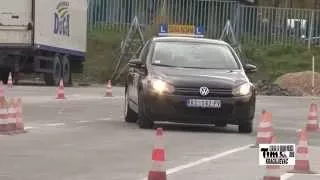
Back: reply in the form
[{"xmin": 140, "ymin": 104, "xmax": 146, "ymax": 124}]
[
  {"xmin": 281, "ymin": 173, "xmax": 295, "ymax": 180},
  {"xmin": 141, "ymin": 144, "xmax": 253, "ymax": 180},
  {"xmin": 45, "ymin": 123, "xmax": 65, "ymax": 127},
  {"xmin": 77, "ymin": 120, "xmax": 90, "ymax": 123},
  {"xmin": 24, "ymin": 126, "xmax": 35, "ymax": 130},
  {"xmin": 97, "ymin": 117, "xmax": 112, "ymax": 121},
  {"xmin": 281, "ymin": 173, "xmax": 320, "ymax": 180}
]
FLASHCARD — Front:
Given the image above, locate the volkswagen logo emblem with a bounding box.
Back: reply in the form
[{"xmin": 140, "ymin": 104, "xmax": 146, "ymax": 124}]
[{"xmin": 199, "ymin": 87, "xmax": 210, "ymax": 96}]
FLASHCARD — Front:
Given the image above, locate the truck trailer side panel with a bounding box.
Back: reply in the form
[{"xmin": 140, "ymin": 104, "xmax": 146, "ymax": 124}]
[
  {"xmin": 0, "ymin": 0, "xmax": 33, "ymax": 46},
  {"xmin": 34, "ymin": 0, "xmax": 87, "ymax": 57}
]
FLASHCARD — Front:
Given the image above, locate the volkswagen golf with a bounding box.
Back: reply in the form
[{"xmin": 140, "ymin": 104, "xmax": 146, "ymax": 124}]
[{"xmin": 124, "ymin": 36, "xmax": 257, "ymax": 133}]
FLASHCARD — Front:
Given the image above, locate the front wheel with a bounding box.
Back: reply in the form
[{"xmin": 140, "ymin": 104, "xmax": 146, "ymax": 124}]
[
  {"xmin": 238, "ymin": 122, "xmax": 253, "ymax": 133},
  {"xmin": 137, "ymin": 90, "xmax": 154, "ymax": 129},
  {"xmin": 124, "ymin": 90, "xmax": 138, "ymax": 123}
]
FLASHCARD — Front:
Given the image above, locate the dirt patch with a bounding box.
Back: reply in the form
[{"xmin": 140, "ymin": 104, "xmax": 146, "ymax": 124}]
[
  {"xmin": 254, "ymin": 80, "xmax": 303, "ymax": 96},
  {"xmin": 275, "ymin": 71, "xmax": 320, "ymax": 96}
]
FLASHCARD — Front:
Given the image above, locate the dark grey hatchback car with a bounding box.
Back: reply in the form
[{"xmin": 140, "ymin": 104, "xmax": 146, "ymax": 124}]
[{"xmin": 124, "ymin": 36, "xmax": 257, "ymax": 133}]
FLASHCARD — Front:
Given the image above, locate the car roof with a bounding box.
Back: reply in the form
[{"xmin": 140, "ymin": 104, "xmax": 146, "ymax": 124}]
[{"xmin": 152, "ymin": 36, "xmax": 229, "ymax": 45}]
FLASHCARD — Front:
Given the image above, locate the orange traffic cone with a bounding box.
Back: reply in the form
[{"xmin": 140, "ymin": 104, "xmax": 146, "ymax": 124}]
[
  {"xmin": 254, "ymin": 110, "xmax": 274, "ymax": 147},
  {"xmin": 0, "ymin": 98, "xmax": 9, "ymax": 135},
  {"xmin": 7, "ymin": 72, "xmax": 13, "ymax": 88},
  {"xmin": 148, "ymin": 128, "xmax": 167, "ymax": 180},
  {"xmin": 306, "ymin": 103, "xmax": 319, "ymax": 132},
  {"xmin": 0, "ymin": 81, "xmax": 4, "ymax": 100},
  {"xmin": 262, "ymin": 136, "xmax": 281, "ymax": 180},
  {"xmin": 6, "ymin": 98, "xmax": 16, "ymax": 134},
  {"xmin": 14, "ymin": 98, "xmax": 26, "ymax": 134},
  {"xmin": 105, "ymin": 80, "xmax": 112, "ymax": 97},
  {"xmin": 288, "ymin": 128, "xmax": 317, "ymax": 174},
  {"xmin": 56, "ymin": 79, "xmax": 66, "ymax": 99}
]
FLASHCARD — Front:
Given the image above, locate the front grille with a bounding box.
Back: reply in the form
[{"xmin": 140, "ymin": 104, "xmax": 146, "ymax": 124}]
[{"xmin": 173, "ymin": 87, "xmax": 233, "ymax": 97}]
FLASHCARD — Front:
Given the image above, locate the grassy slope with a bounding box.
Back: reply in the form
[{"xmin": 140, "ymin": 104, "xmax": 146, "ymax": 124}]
[
  {"xmin": 84, "ymin": 30, "xmax": 320, "ymax": 83},
  {"xmin": 244, "ymin": 44, "xmax": 320, "ymax": 82},
  {"xmin": 82, "ymin": 30, "xmax": 123, "ymax": 83}
]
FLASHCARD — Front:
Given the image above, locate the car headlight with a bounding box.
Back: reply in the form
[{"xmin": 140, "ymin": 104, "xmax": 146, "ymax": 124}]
[
  {"xmin": 150, "ymin": 79, "xmax": 175, "ymax": 94},
  {"xmin": 232, "ymin": 83, "xmax": 251, "ymax": 96}
]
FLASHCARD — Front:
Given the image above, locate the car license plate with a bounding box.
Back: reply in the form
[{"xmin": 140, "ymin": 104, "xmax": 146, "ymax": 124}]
[{"xmin": 186, "ymin": 99, "xmax": 221, "ymax": 108}]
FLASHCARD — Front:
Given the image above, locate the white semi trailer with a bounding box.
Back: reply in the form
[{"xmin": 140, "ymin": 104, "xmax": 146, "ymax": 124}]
[{"xmin": 0, "ymin": 0, "xmax": 87, "ymax": 85}]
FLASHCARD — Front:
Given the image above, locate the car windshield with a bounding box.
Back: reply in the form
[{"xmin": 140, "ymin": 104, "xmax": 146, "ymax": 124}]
[{"xmin": 151, "ymin": 41, "xmax": 240, "ymax": 69}]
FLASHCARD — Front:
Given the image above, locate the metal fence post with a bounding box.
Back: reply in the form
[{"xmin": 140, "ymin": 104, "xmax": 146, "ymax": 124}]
[{"xmin": 308, "ymin": 10, "xmax": 314, "ymax": 50}]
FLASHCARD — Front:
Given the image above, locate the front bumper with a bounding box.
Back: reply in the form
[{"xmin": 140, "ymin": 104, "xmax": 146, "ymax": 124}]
[{"xmin": 142, "ymin": 90, "xmax": 255, "ymax": 125}]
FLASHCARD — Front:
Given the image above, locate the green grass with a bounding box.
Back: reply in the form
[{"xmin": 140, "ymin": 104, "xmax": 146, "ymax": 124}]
[
  {"xmin": 82, "ymin": 29, "xmax": 123, "ymax": 83},
  {"xmin": 82, "ymin": 29, "xmax": 320, "ymax": 84},
  {"xmin": 243, "ymin": 43, "xmax": 320, "ymax": 82}
]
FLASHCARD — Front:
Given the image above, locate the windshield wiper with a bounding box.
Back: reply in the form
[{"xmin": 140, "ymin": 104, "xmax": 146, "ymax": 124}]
[
  {"xmin": 151, "ymin": 63, "xmax": 177, "ymax": 67},
  {"xmin": 179, "ymin": 66, "xmax": 216, "ymax": 69}
]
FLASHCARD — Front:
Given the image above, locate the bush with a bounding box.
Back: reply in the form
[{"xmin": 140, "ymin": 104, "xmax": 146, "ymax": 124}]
[
  {"xmin": 243, "ymin": 43, "xmax": 320, "ymax": 81},
  {"xmin": 83, "ymin": 30, "xmax": 123, "ymax": 83}
]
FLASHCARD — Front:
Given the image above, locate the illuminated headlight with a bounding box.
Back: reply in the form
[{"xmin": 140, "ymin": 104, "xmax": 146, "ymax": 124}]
[
  {"xmin": 232, "ymin": 83, "xmax": 251, "ymax": 96},
  {"xmin": 150, "ymin": 79, "xmax": 175, "ymax": 94}
]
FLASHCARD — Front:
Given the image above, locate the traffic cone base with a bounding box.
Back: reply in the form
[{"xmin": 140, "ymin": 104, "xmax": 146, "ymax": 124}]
[{"xmin": 148, "ymin": 171, "xmax": 167, "ymax": 180}]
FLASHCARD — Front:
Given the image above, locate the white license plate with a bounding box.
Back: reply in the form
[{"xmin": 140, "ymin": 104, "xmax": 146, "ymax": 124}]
[{"xmin": 186, "ymin": 99, "xmax": 221, "ymax": 108}]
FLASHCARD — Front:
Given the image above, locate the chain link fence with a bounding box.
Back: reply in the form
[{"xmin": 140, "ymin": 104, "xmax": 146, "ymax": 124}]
[{"xmin": 87, "ymin": 0, "xmax": 320, "ymax": 48}]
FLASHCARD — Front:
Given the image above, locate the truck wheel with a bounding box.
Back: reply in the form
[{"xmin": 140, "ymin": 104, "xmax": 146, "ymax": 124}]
[
  {"xmin": 44, "ymin": 55, "xmax": 62, "ymax": 86},
  {"xmin": 61, "ymin": 55, "xmax": 71, "ymax": 86}
]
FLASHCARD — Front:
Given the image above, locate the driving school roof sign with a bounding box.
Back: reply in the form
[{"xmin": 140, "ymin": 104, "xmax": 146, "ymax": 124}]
[{"xmin": 158, "ymin": 24, "xmax": 204, "ymax": 38}]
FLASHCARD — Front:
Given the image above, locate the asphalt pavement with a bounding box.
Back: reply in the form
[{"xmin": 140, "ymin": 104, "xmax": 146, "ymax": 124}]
[{"xmin": 0, "ymin": 83, "xmax": 320, "ymax": 180}]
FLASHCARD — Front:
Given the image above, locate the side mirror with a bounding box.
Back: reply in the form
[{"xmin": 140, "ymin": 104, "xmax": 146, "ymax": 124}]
[
  {"xmin": 244, "ymin": 64, "xmax": 257, "ymax": 73},
  {"xmin": 128, "ymin": 59, "xmax": 144, "ymax": 68}
]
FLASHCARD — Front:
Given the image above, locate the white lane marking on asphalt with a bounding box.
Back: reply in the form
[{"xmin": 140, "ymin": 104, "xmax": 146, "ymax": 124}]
[
  {"xmin": 78, "ymin": 120, "xmax": 89, "ymax": 123},
  {"xmin": 281, "ymin": 173, "xmax": 320, "ymax": 180},
  {"xmin": 281, "ymin": 173, "xmax": 295, "ymax": 180},
  {"xmin": 24, "ymin": 126, "xmax": 34, "ymax": 130},
  {"xmin": 46, "ymin": 123, "xmax": 65, "ymax": 127},
  {"xmin": 141, "ymin": 144, "xmax": 253, "ymax": 180},
  {"xmin": 97, "ymin": 117, "xmax": 112, "ymax": 121}
]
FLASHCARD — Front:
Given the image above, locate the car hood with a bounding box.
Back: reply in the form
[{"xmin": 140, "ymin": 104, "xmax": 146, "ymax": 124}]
[{"xmin": 149, "ymin": 66, "xmax": 249, "ymax": 89}]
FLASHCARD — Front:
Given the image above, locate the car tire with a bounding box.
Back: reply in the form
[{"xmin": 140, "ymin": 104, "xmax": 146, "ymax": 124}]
[
  {"xmin": 124, "ymin": 90, "xmax": 138, "ymax": 123},
  {"xmin": 137, "ymin": 90, "xmax": 154, "ymax": 129},
  {"xmin": 238, "ymin": 122, "xmax": 253, "ymax": 133}
]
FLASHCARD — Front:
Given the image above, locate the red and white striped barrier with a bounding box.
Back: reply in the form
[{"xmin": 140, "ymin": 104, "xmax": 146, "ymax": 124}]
[{"xmin": 0, "ymin": 97, "xmax": 26, "ymax": 135}]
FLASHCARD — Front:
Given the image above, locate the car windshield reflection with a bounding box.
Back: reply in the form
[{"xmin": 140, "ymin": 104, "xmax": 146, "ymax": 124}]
[{"xmin": 151, "ymin": 41, "xmax": 241, "ymax": 70}]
